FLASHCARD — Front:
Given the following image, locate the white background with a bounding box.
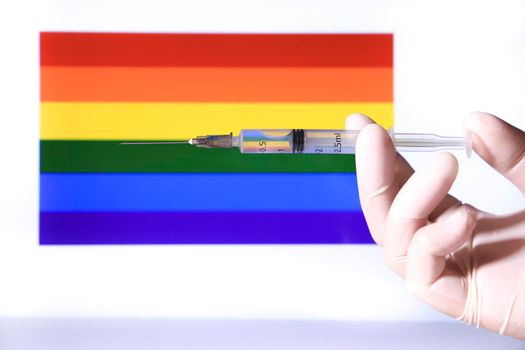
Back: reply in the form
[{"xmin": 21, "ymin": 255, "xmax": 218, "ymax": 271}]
[{"xmin": 0, "ymin": 0, "xmax": 523, "ymax": 323}]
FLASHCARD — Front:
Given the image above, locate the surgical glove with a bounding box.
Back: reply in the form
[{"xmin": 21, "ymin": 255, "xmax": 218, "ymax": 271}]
[{"xmin": 350, "ymin": 112, "xmax": 525, "ymax": 339}]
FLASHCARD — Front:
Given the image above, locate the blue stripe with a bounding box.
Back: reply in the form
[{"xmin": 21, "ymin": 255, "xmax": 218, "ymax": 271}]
[{"xmin": 40, "ymin": 173, "xmax": 362, "ymax": 212}]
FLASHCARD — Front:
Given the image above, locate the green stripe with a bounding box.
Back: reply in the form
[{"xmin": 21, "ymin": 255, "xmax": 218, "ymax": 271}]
[{"xmin": 40, "ymin": 141, "xmax": 356, "ymax": 173}]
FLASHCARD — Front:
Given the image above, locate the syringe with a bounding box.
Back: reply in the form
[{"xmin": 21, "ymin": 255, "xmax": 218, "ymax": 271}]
[{"xmin": 122, "ymin": 129, "xmax": 472, "ymax": 156}]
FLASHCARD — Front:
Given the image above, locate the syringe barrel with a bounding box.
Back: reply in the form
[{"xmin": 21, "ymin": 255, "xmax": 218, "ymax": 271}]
[{"xmin": 238, "ymin": 129, "xmax": 359, "ymax": 154}]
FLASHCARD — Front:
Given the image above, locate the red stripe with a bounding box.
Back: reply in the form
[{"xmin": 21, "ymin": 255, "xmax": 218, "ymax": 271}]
[{"xmin": 40, "ymin": 32, "xmax": 393, "ymax": 67}]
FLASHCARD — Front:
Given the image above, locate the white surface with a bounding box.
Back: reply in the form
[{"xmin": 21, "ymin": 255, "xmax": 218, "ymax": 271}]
[
  {"xmin": 1, "ymin": 319, "xmax": 524, "ymax": 350},
  {"xmin": 0, "ymin": 0, "xmax": 523, "ymax": 325}
]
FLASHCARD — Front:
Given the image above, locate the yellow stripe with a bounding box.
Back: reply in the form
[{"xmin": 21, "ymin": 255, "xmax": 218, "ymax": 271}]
[{"xmin": 40, "ymin": 102, "xmax": 394, "ymax": 140}]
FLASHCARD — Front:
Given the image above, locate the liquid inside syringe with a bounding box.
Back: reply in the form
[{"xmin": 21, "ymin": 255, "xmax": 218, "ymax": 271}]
[{"xmin": 122, "ymin": 129, "xmax": 472, "ymax": 156}]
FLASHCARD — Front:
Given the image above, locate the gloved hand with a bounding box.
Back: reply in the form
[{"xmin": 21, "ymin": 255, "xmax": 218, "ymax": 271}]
[{"xmin": 348, "ymin": 112, "xmax": 525, "ymax": 339}]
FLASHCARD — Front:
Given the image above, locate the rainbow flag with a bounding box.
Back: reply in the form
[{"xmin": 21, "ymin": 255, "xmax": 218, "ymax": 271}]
[{"xmin": 40, "ymin": 32, "xmax": 393, "ymax": 244}]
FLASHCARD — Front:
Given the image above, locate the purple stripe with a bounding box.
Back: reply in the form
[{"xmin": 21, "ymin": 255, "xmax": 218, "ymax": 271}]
[{"xmin": 40, "ymin": 212, "xmax": 373, "ymax": 245}]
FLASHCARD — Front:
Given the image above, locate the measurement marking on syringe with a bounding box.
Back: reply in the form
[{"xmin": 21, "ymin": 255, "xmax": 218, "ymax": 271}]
[{"xmin": 333, "ymin": 132, "xmax": 342, "ymax": 153}]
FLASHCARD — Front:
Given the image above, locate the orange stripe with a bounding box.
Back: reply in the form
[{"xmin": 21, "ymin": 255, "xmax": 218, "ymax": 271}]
[{"xmin": 41, "ymin": 66, "xmax": 392, "ymax": 102}]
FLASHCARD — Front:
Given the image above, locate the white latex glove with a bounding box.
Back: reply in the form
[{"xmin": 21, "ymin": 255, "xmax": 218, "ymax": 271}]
[{"xmin": 349, "ymin": 112, "xmax": 525, "ymax": 340}]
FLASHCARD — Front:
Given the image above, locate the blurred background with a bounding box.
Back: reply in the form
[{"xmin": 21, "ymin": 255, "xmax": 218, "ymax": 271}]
[{"xmin": 0, "ymin": 0, "xmax": 524, "ymax": 348}]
